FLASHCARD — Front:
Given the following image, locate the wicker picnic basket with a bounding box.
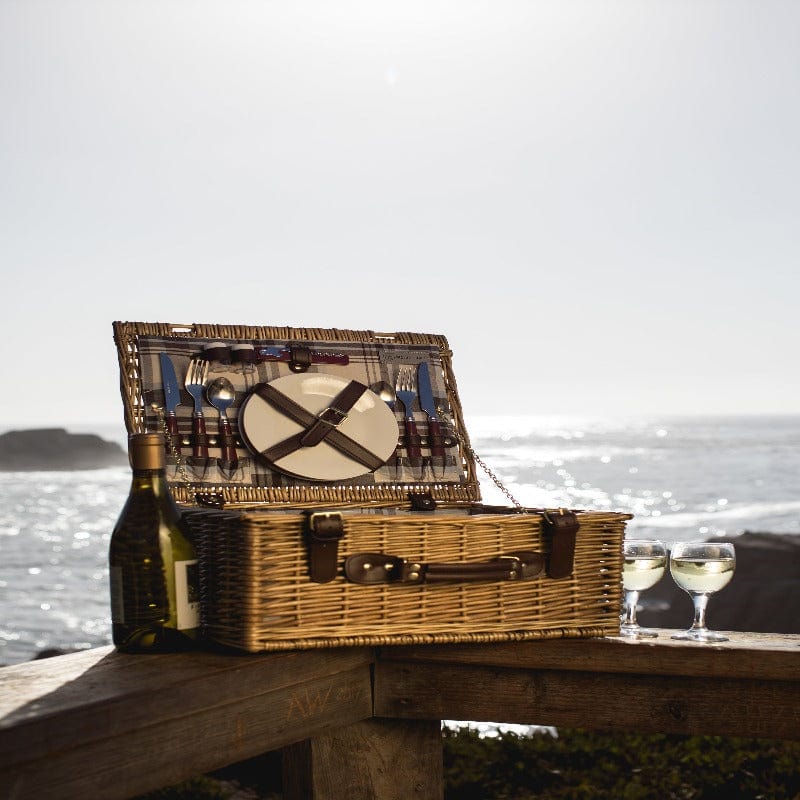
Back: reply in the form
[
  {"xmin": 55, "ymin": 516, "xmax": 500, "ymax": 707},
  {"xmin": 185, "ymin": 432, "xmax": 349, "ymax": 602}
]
[{"xmin": 113, "ymin": 320, "xmax": 630, "ymax": 652}]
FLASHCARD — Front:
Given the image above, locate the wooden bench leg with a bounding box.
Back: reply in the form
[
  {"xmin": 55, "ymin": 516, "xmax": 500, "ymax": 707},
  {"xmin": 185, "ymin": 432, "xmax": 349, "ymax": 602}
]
[{"xmin": 282, "ymin": 717, "xmax": 443, "ymax": 800}]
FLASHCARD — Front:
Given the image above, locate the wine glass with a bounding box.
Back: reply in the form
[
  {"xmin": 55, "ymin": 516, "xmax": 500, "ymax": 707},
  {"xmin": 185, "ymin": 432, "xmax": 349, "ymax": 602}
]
[
  {"xmin": 620, "ymin": 539, "xmax": 667, "ymax": 638},
  {"xmin": 669, "ymin": 541, "xmax": 736, "ymax": 642}
]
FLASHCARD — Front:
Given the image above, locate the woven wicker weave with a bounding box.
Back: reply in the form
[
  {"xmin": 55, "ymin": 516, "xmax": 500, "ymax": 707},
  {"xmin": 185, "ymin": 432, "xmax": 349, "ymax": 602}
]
[{"xmin": 186, "ymin": 508, "xmax": 628, "ymax": 652}]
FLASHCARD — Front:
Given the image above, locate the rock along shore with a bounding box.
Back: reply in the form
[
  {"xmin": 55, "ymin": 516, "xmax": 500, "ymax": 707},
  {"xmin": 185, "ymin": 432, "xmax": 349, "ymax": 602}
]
[{"xmin": 0, "ymin": 428, "xmax": 128, "ymax": 471}]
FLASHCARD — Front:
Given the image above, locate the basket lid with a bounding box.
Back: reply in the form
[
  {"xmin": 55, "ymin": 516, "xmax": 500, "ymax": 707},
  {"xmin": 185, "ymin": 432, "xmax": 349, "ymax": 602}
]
[{"xmin": 113, "ymin": 321, "xmax": 480, "ymax": 508}]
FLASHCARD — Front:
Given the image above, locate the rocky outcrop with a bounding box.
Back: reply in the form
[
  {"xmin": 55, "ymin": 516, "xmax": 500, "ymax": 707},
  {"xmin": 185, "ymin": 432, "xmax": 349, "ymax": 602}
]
[{"xmin": 0, "ymin": 428, "xmax": 128, "ymax": 471}]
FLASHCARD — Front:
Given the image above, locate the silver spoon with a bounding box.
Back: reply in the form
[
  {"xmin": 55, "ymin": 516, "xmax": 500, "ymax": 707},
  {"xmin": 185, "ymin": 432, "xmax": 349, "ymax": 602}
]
[
  {"xmin": 370, "ymin": 381, "xmax": 396, "ymax": 408},
  {"xmin": 206, "ymin": 377, "xmax": 238, "ymax": 465}
]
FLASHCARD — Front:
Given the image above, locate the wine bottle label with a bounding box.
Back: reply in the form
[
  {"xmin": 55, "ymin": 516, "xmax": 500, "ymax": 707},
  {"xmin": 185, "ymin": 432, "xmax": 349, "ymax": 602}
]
[
  {"xmin": 175, "ymin": 559, "xmax": 200, "ymax": 630},
  {"xmin": 109, "ymin": 566, "xmax": 125, "ymax": 623}
]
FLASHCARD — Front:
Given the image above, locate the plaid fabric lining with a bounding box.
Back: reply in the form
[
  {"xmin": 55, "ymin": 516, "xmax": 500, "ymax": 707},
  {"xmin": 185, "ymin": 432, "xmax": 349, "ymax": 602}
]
[{"xmin": 137, "ymin": 334, "xmax": 467, "ymax": 491}]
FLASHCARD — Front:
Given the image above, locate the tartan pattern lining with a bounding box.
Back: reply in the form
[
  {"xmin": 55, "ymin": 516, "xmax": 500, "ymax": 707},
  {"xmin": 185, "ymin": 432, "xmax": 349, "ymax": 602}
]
[{"xmin": 137, "ymin": 334, "xmax": 467, "ymax": 490}]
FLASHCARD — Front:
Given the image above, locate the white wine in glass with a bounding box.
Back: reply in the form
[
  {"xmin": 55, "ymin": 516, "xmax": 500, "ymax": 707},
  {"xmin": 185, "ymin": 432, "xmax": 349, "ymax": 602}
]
[
  {"xmin": 620, "ymin": 539, "xmax": 667, "ymax": 638},
  {"xmin": 670, "ymin": 541, "xmax": 736, "ymax": 642}
]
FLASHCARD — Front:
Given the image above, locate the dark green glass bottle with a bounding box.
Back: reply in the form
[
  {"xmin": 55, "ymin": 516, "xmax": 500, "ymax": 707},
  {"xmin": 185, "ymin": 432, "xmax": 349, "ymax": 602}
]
[{"xmin": 109, "ymin": 432, "xmax": 200, "ymax": 652}]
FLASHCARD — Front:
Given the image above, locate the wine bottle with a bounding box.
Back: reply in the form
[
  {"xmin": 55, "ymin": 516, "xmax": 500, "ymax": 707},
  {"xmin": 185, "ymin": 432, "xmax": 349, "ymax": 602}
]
[{"xmin": 109, "ymin": 432, "xmax": 200, "ymax": 652}]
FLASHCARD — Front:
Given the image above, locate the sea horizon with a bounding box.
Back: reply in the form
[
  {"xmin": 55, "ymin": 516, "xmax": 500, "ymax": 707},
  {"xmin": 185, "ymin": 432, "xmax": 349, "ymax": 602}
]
[{"xmin": 2, "ymin": 412, "xmax": 798, "ymax": 666}]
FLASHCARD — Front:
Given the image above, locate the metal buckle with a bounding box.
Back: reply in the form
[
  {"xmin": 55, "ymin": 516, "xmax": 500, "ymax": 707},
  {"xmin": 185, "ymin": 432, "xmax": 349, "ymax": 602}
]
[
  {"xmin": 317, "ymin": 406, "xmax": 349, "ymax": 428},
  {"xmin": 307, "ymin": 511, "xmax": 344, "ymax": 541},
  {"xmin": 496, "ymin": 554, "xmax": 522, "ymax": 580},
  {"xmin": 541, "ymin": 508, "xmax": 566, "ymax": 525}
]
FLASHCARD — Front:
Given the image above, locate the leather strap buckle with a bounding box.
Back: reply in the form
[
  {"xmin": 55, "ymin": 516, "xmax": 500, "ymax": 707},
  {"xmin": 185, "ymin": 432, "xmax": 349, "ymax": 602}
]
[
  {"xmin": 306, "ymin": 512, "xmax": 345, "ymax": 583},
  {"xmin": 318, "ymin": 406, "xmax": 349, "ymax": 427},
  {"xmin": 254, "ymin": 380, "xmax": 385, "ymax": 471},
  {"xmin": 299, "ymin": 406, "xmax": 349, "ymax": 447}
]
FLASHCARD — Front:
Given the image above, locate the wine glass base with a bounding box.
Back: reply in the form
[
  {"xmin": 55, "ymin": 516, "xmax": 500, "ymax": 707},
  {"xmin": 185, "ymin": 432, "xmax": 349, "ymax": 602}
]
[
  {"xmin": 619, "ymin": 626, "xmax": 659, "ymax": 638},
  {"xmin": 671, "ymin": 629, "xmax": 729, "ymax": 643}
]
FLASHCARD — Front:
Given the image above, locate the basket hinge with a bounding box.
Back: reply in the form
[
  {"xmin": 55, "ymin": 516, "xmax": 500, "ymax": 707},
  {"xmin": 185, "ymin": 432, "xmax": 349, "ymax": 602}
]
[
  {"xmin": 289, "ymin": 345, "xmax": 312, "ymax": 373},
  {"xmin": 542, "ymin": 509, "xmax": 579, "ymax": 579},
  {"xmin": 194, "ymin": 492, "xmax": 225, "ymax": 509},
  {"xmin": 305, "ymin": 511, "xmax": 345, "ymax": 583},
  {"xmin": 408, "ymin": 492, "xmax": 437, "ymax": 512}
]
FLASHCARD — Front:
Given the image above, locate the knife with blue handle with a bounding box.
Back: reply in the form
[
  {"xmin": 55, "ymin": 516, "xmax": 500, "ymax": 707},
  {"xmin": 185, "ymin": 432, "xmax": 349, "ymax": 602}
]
[
  {"xmin": 417, "ymin": 362, "xmax": 446, "ymax": 460},
  {"xmin": 159, "ymin": 353, "xmax": 182, "ymax": 441}
]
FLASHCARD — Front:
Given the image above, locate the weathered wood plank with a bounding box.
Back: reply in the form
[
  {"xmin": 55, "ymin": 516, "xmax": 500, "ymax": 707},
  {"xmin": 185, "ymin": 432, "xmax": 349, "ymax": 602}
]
[
  {"xmin": 2, "ymin": 633, "xmax": 798, "ymax": 799},
  {"xmin": 374, "ymin": 659, "xmax": 800, "ymax": 740},
  {"xmin": 282, "ymin": 718, "xmax": 444, "ymax": 800},
  {"xmin": 379, "ymin": 631, "xmax": 800, "ymax": 683},
  {"xmin": 0, "ymin": 646, "xmax": 374, "ymax": 800}
]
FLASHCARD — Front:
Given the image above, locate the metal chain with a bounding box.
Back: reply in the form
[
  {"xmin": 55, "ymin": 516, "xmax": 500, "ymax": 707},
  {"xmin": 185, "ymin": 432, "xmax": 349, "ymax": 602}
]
[
  {"xmin": 440, "ymin": 408, "xmax": 525, "ymax": 511},
  {"xmin": 151, "ymin": 404, "xmax": 198, "ymax": 499}
]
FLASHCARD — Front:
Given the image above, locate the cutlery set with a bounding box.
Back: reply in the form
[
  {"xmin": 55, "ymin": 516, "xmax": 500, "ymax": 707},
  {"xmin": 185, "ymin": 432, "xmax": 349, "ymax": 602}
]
[
  {"xmin": 394, "ymin": 362, "xmax": 447, "ymax": 479},
  {"xmin": 158, "ymin": 348, "xmax": 452, "ymax": 481},
  {"xmin": 160, "ymin": 353, "xmax": 239, "ymax": 467}
]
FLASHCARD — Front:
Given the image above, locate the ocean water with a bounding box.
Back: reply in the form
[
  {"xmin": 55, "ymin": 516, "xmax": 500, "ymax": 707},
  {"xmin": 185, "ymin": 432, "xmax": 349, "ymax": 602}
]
[{"xmin": 1, "ymin": 414, "xmax": 798, "ymax": 666}]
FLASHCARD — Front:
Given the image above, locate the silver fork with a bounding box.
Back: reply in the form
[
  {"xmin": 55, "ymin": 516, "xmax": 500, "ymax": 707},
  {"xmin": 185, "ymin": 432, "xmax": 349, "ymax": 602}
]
[
  {"xmin": 395, "ymin": 365, "xmax": 422, "ymax": 474},
  {"xmin": 184, "ymin": 358, "xmax": 209, "ymax": 458}
]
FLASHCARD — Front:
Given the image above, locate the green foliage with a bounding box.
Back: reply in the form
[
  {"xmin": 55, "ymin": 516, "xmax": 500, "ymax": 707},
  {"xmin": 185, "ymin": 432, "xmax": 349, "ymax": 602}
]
[
  {"xmin": 137, "ymin": 728, "xmax": 800, "ymax": 799},
  {"xmin": 442, "ymin": 727, "xmax": 800, "ymax": 800},
  {"xmin": 136, "ymin": 775, "xmax": 232, "ymax": 800}
]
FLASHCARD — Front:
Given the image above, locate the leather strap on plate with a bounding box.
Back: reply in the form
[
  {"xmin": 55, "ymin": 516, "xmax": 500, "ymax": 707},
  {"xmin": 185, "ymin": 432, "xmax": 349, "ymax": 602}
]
[
  {"xmin": 253, "ymin": 381, "xmax": 385, "ymax": 472},
  {"xmin": 344, "ymin": 550, "xmax": 545, "ymax": 585},
  {"xmin": 299, "ymin": 380, "xmax": 367, "ymax": 447}
]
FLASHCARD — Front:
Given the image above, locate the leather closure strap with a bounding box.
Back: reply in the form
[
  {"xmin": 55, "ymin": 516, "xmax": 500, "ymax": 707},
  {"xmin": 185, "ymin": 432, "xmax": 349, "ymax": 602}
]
[
  {"xmin": 305, "ymin": 512, "xmax": 345, "ymax": 583},
  {"xmin": 344, "ymin": 550, "xmax": 545, "ymax": 585},
  {"xmin": 253, "ymin": 381, "xmax": 386, "ymax": 472},
  {"xmin": 542, "ymin": 509, "xmax": 579, "ymax": 579}
]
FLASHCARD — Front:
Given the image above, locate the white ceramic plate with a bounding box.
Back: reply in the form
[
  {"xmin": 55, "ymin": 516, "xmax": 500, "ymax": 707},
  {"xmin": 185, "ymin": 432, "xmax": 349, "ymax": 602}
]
[{"xmin": 239, "ymin": 373, "xmax": 399, "ymax": 481}]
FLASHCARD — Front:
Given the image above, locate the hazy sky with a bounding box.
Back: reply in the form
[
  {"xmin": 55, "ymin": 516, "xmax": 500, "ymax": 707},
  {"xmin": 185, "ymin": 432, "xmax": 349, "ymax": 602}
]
[{"xmin": 2, "ymin": 0, "xmax": 798, "ymax": 428}]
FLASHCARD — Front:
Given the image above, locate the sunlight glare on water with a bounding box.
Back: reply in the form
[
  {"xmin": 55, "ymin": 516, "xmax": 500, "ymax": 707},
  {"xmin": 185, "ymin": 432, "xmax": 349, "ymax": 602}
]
[{"xmin": 1, "ymin": 415, "xmax": 798, "ymax": 665}]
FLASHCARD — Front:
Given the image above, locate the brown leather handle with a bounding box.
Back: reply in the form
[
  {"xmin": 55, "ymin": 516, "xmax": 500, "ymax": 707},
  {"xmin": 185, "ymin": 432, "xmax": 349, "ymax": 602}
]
[
  {"xmin": 344, "ymin": 550, "xmax": 545, "ymax": 585},
  {"xmin": 424, "ymin": 561, "xmax": 523, "ymax": 583}
]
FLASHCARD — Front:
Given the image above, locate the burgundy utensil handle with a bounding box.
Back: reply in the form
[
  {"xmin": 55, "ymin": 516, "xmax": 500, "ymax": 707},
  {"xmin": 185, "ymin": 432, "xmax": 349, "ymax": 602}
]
[
  {"xmin": 219, "ymin": 417, "xmax": 238, "ymax": 463},
  {"xmin": 427, "ymin": 419, "xmax": 445, "ymax": 458},
  {"xmin": 165, "ymin": 412, "xmax": 179, "ymax": 441},
  {"xmin": 192, "ymin": 415, "xmax": 209, "ymax": 458},
  {"xmin": 315, "ymin": 353, "xmax": 350, "ymax": 365},
  {"xmin": 404, "ymin": 419, "xmax": 422, "ymax": 458}
]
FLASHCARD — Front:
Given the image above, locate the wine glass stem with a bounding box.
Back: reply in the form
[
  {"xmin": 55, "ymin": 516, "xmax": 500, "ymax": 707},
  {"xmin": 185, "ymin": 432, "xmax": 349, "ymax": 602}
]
[
  {"xmin": 623, "ymin": 590, "xmax": 640, "ymax": 627},
  {"xmin": 690, "ymin": 592, "xmax": 710, "ymax": 631}
]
